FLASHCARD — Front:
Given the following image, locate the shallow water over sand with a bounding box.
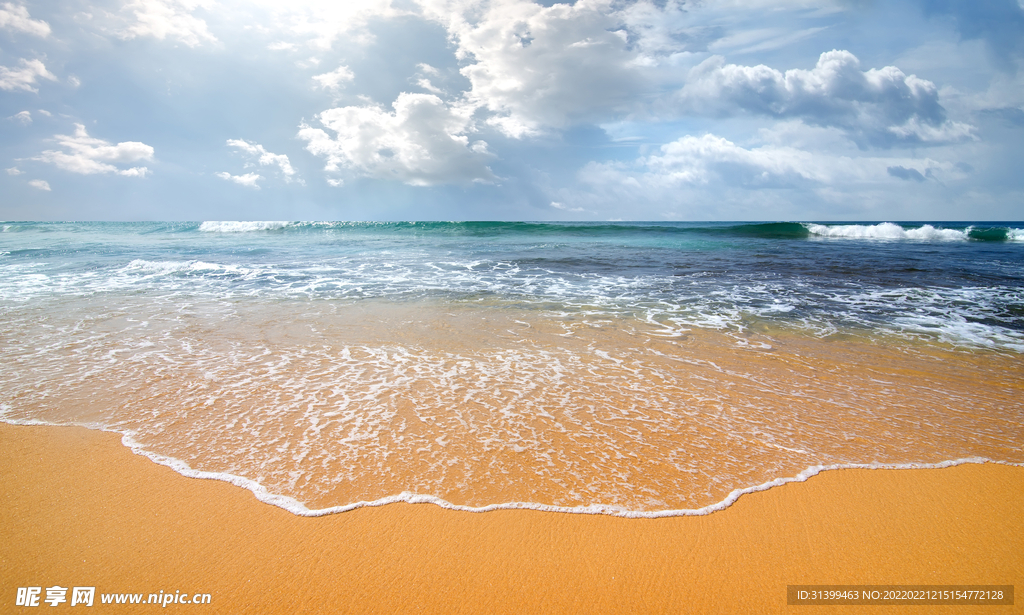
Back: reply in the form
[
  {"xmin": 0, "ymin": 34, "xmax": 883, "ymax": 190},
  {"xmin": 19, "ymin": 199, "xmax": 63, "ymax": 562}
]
[{"xmin": 3, "ymin": 295, "xmax": 1021, "ymax": 513}]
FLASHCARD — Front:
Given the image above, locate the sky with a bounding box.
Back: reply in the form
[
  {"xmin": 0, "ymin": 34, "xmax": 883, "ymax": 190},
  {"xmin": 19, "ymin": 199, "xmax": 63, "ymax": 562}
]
[{"xmin": 1, "ymin": 0, "xmax": 1022, "ymax": 221}]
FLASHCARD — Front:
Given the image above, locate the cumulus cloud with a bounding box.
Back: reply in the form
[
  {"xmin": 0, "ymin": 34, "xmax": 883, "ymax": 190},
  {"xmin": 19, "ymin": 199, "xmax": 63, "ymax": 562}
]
[
  {"xmin": 413, "ymin": 0, "xmax": 760, "ymax": 138},
  {"xmin": 6, "ymin": 166, "xmax": 23, "ymax": 175},
  {"xmin": 411, "ymin": 0, "xmax": 840, "ymax": 140},
  {"xmin": 0, "ymin": 59, "xmax": 57, "ymax": 93},
  {"xmin": 423, "ymin": 0, "xmax": 647, "ymax": 137},
  {"xmin": 28, "ymin": 179, "xmax": 51, "ymax": 191},
  {"xmin": 298, "ymin": 92, "xmax": 495, "ymax": 186},
  {"xmin": 679, "ymin": 50, "xmax": 975, "ymax": 147},
  {"xmin": 312, "ymin": 65, "xmax": 354, "ymax": 91},
  {"xmin": 0, "ymin": 2, "xmax": 50, "ymax": 37},
  {"xmin": 225, "ymin": 139, "xmax": 298, "ymax": 181},
  {"xmin": 33, "ymin": 124, "xmax": 154, "ymax": 176},
  {"xmin": 119, "ymin": 0, "xmax": 216, "ymax": 47},
  {"xmin": 216, "ymin": 171, "xmax": 262, "ymax": 188}
]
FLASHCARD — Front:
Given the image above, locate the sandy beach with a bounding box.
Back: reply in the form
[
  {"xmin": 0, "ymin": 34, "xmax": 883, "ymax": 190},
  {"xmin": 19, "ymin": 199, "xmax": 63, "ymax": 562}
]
[{"xmin": 1, "ymin": 422, "xmax": 1020, "ymax": 614}]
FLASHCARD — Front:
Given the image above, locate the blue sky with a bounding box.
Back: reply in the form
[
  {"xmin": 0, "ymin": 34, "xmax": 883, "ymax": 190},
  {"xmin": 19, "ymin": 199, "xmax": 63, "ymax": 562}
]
[{"xmin": 1, "ymin": 0, "xmax": 1022, "ymax": 221}]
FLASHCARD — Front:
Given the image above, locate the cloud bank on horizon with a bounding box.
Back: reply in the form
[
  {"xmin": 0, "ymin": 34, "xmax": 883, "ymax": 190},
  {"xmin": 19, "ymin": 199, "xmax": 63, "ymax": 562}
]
[{"xmin": 1, "ymin": 0, "xmax": 1022, "ymax": 221}]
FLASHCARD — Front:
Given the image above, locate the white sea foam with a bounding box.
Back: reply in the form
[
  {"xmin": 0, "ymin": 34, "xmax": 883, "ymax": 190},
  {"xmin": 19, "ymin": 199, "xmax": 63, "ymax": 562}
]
[
  {"xmin": 894, "ymin": 317, "xmax": 1024, "ymax": 352},
  {"xmin": 199, "ymin": 221, "xmax": 291, "ymax": 232},
  {"xmin": 2, "ymin": 253, "xmax": 1019, "ymax": 353},
  {"xmin": 833, "ymin": 286, "xmax": 1024, "ymax": 351},
  {"xmin": 120, "ymin": 259, "xmax": 250, "ymax": 275},
  {"xmin": 4, "ymin": 415, "xmax": 1015, "ymax": 519},
  {"xmin": 805, "ymin": 222, "xmax": 967, "ymax": 241}
]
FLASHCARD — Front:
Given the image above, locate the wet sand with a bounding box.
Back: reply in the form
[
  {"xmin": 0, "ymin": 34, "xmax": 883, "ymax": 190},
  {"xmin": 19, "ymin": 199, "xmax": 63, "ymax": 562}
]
[
  {"xmin": 1, "ymin": 422, "xmax": 1021, "ymax": 614},
  {"xmin": 6, "ymin": 301, "xmax": 1023, "ymax": 514}
]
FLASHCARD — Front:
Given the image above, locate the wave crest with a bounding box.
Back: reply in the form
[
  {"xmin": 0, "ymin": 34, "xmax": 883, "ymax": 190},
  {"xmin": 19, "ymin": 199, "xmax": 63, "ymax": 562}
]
[
  {"xmin": 806, "ymin": 222, "xmax": 965, "ymax": 240},
  {"xmin": 805, "ymin": 223, "xmax": 1024, "ymax": 241},
  {"xmin": 199, "ymin": 221, "xmax": 291, "ymax": 233}
]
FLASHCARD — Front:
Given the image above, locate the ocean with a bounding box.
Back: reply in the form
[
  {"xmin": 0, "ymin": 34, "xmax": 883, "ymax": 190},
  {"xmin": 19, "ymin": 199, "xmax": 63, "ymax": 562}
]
[{"xmin": 1, "ymin": 221, "xmax": 1022, "ymax": 517}]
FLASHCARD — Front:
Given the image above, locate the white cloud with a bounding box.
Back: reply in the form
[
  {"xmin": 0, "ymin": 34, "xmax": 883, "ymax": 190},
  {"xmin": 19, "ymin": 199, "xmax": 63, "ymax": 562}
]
[
  {"xmin": 298, "ymin": 92, "xmax": 495, "ymax": 186},
  {"xmin": 581, "ymin": 133, "xmax": 960, "ymax": 192},
  {"xmin": 0, "ymin": 2, "xmax": 51, "ymax": 37},
  {"xmin": 216, "ymin": 171, "xmax": 262, "ymax": 188},
  {"xmin": 9, "ymin": 110, "xmax": 31, "ymax": 124},
  {"xmin": 567, "ymin": 130, "xmax": 969, "ymax": 219},
  {"xmin": 886, "ymin": 116, "xmax": 976, "ymax": 143},
  {"xmin": 0, "ymin": 58, "xmax": 58, "ymax": 93},
  {"xmin": 6, "ymin": 167, "xmax": 24, "ymax": 175},
  {"xmin": 37, "ymin": 109, "xmax": 51, "ymax": 117},
  {"xmin": 225, "ymin": 139, "xmax": 298, "ymax": 181},
  {"xmin": 34, "ymin": 124, "xmax": 154, "ymax": 176},
  {"xmin": 119, "ymin": 0, "xmax": 216, "ymax": 47},
  {"xmin": 415, "ymin": 77, "xmax": 443, "ymax": 94},
  {"xmin": 412, "ymin": 0, "xmax": 761, "ymax": 138},
  {"xmin": 417, "ymin": 63, "xmax": 439, "ymax": 76},
  {"xmin": 634, "ymin": 133, "xmax": 835, "ymax": 187},
  {"xmin": 678, "ymin": 50, "xmax": 975, "ymax": 147},
  {"xmin": 312, "ymin": 65, "xmax": 354, "ymax": 91},
  {"xmin": 249, "ymin": 0, "xmax": 402, "ymax": 50},
  {"xmin": 426, "ymin": 0, "xmax": 647, "ymax": 137},
  {"xmin": 412, "ymin": 63, "xmax": 444, "ymax": 94},
  {"xmin": 28, "ymin": 179, "xmax": 51, "ymax": 191}
]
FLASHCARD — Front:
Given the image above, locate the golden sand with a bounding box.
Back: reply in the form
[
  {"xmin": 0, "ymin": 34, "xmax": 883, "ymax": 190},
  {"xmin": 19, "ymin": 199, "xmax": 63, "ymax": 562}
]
[{"xmin": 1, "ymin": 422, "xmax": 1020, "ymax": 614}]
